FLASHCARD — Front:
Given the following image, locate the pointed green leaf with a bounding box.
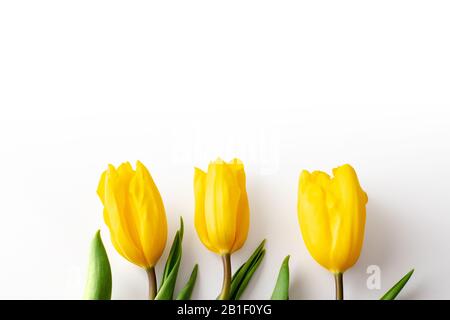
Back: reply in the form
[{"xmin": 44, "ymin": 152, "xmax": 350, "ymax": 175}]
[
  {"xmin": 176, "ymin": 264, "xmax": 199, "ymax": 300},
  {"xmin": 232, "ymin": 249, "xmax": 265, "ymax": 300},
  {"xmin": 380, "ymin": 269, "xmax": 414, "ymax": 300},
  {"xmin": 179, "ymin": 216, "xmax": 184, "ymax": 239},
  {"xmin": 229, "ymin": 240, "xmax": 266, "ymax": 300},
  {"xmin": 83, "ymin": 230, "xmax": 112, "ymax": 300},
  {"xmin": 156, "ymin": 218, "xmax": 184, "ymax": 300},
  {"xmin": 230, "ymin": 240, "xmax": 265, "ymax": 296},
  {"xmin": 271, "ymin": 255, "xmax": 290, "ymax": 300},
  {"xmin": 231, "ymin": 263, "xmax": 245, "ymax": 284},
  {"xmin": 161, "ymin": 217, "xmax": 184, "ymax": 287}
]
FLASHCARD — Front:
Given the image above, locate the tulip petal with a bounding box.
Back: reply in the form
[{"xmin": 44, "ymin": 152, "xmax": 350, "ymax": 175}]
[
  {"xmin": 131, "ymin": 161, "xmax": 167, "ymax": 267},
  {"xmin": 97, "ymin": 170, "xmax": 107, "ymax": 203},
  {"xmin": 229, "ymin": 159, "xmax": 249, "ymax": 253},
  {"xmin": 329, "ymin": 164, "xmax": 366, "ymax": 271},
  {"xmin": 298, "ymin": 170, "xmax": 333, "ymax": 270},
  {"xmin": 102, "ymin": 165, "xmax": 147, "ymax": 267},
  {"xmin": 194, "ymin": 167, "xmax": 217, "ymax": 252},
  {"xmin": 204, "ymin": 160, "xmax": 241, "ymax": 254}
]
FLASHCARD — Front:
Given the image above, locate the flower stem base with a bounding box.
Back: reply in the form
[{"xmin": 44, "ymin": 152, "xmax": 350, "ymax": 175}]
[
  {"xmin": 146, "ymin": 267, "xmax": 157, "ymax": 300},
  {"xmin": 334, "ymin": 273, "xmax": 344, "ymax": 300},
  {"xmin": 218, "ymin": 253, "xmax": 231, "ymax": 300}
]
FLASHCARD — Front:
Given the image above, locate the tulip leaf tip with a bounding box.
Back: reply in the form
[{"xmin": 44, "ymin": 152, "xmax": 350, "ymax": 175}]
[
  {"xmin": 380, "ymin": 268, "xmax": 415, "ymax": 300},
  {"xmin": 179, "ymin": 216, "xmax": 184, "ymax": 240},
  {"xmin": 176, "ymin": 264, "xmax": 199, "ymax": 300},
  {"xmin": 83, "ymin": 230, "xmax": 112, "ymax": 300},
  {"xmin": 271, "ymin": 255, "xmax": 290, "ymax": 300}
]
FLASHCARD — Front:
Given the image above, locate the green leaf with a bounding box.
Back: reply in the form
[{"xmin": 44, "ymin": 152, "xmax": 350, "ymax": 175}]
[
  {"xmin": 271, "ymin": 255, "xmax": 290, "ymax": 300},
  {"xmin": 231, "ymin": 263, "xmax": 245, "ymax": 284},
  {"xmin": 230, "ymin": 240, "xmax": 265, "ymax": 296},
  {"xmin": 380, "ymin": 269, "xmax": 414, "ymax": 300},
  {"xmin": 233, "ymin": 250, "xmax": 265, "ymax": 300},
  {"xmin": 155, "ymin": 218, "xmax": 184, "ymax": 300},
  {"xmin": 229, "ymin": 240, "xmax": 266, "ymax": 300},
  {"xmin": 83, "ymin": 230, "xmax": 112, "ymax": 300},
  {"xmin": 161, "ymin": 217, "xmax": 184, "ymax": 286},
  {"xmin": 176, "ymin": 264, "xmax": 199, "ymax": 300}
]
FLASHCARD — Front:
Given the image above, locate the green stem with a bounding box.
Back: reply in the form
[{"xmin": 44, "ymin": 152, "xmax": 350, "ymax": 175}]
[
  {"xmin": 146, "ymin": 267, "xmax": 157, "ymax": 300},
  {"xmin": 334, "ymin": 273, "xmax": 344, "ymax": 300},
  {"xmin": 218, "ymin": 253, "xmax": 231, "ymax": 300}
]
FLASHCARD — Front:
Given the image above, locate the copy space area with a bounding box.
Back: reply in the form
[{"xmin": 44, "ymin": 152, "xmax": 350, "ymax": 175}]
[{"xmin": 0, "ymin": 1, "xmax": 449, "ymax": 299}]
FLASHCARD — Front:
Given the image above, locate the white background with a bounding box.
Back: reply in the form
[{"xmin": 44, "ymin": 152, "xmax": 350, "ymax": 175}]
[{"xmin": 0, "ymin": 1, "xmax": 449, "ymax": 299}]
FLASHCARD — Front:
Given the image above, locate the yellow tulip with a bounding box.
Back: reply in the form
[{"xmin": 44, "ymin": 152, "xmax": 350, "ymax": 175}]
[
  {"xmin": 194, "ymin": 158, "xmax": 250, "ymax": 255},
  {"xmin": 297, "ymin": 164, "xmax": 368, "ymax": 299},
  {"xmin": 194, "ymin": 158, "xmax": 250, "ymax": 299},
  {"xmin": 97, "ymin": 161, "xmax": 167, "ymax": 299}
]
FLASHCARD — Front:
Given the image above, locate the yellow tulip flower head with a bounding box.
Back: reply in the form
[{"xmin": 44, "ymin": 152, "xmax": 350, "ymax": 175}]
[
  {"xmin": 194, "ymin": 158, "xmax": 250, "ymax": 255},
  {"xmin": 97, "ymin": 161, "xmax": 168, "ymax": 269},
  {"xmin": 297, "ymin": 164, "xmax": 368, "ymax": 274}
]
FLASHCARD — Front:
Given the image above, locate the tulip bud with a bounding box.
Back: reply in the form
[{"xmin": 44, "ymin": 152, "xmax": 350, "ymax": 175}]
[
  {"xmin": 97, "ymin": 161, "xmax": 168, "ymax": 269},
  {"xmin": 297, "ymin": 164, "xmax": 367, "ymax": 299},
  {"xmin": 194, "ymin": 158, "xmax": 250, "ymax": 255}
]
